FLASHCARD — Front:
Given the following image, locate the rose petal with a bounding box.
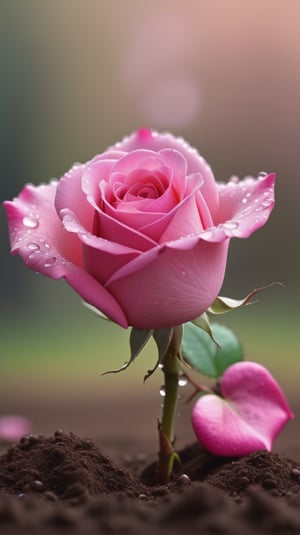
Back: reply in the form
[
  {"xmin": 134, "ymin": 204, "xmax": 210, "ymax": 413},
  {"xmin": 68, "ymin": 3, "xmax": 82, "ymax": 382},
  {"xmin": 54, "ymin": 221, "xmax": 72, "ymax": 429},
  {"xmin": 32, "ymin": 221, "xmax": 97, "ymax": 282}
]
[
  {"xmin": 192, "ymin": 361, "xmax": 293, "ymax": 456},
  {"xmin": 86, "ymin": 193, "xmax": 158, "ymax": 252},
  {"xmin": 97, "ymin": 149, "xmax": 188, "ymax": 231},
  {"xmin": 109, "ymin": 129, "xmax": 219, "ymax": 217},
  {"xmin": 216, "ymin": 173, "xmax": 275, "ymax": 238},
  {"xmin": 140, "ymin": 172, "xmax": 206, "ymax": 241},
  {"xmin": 4, "ymin": 184, "xmax": 128, "ymax": 327},
  {"xmin": 55, "ymin": 163, "xmax": 95, "ymax": 231},
  {"xmin": 5, "ymin": 183, "xmax": 82, "ymax": 266},
  {"xmin": 106, "ymin": 239, "xmax": 229, "ymax": 328},
  {"xmin": 158, "ymin": 190, "xmax": 205, "ymax": 242}
]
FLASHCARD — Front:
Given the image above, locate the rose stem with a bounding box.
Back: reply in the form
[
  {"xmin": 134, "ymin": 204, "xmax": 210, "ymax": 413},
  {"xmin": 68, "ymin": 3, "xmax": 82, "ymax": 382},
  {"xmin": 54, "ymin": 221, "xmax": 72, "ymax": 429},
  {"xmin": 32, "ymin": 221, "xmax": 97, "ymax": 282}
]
[{"xmin": 158, "ymin": 326, "xmax": 182, "ymax": 484}]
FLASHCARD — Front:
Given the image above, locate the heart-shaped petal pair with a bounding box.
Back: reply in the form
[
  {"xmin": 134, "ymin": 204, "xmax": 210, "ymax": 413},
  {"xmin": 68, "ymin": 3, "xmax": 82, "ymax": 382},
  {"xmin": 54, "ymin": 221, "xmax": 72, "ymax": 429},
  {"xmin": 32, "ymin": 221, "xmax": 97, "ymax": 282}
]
[{"xmin": 192, "ymin": 361, "xmax": 293, "ymax": 456}]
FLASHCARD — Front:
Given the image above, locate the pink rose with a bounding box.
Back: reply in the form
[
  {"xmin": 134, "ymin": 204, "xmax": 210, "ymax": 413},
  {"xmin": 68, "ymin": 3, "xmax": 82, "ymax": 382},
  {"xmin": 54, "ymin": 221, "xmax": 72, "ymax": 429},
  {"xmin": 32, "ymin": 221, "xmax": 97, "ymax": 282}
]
[{"xmin": 4, "ymin": 129, "xmax": 275, "ymax": 329}]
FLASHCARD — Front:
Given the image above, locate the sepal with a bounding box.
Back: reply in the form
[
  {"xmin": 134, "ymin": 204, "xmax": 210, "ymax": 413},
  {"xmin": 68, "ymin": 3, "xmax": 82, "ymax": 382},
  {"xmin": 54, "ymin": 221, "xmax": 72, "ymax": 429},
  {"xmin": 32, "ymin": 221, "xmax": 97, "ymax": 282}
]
[
  {"xmin": 144, "ymin": 328, "xmax": 173, "ymax": 382},
  {"xmin": 208, "ymin": 283, "xmax": 282, "ymax": 315}
]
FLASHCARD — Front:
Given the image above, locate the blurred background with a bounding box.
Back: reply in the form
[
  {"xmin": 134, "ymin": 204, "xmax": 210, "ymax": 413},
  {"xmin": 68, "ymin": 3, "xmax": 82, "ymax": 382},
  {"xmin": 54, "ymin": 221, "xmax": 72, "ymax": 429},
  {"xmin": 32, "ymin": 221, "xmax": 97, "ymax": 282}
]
[{"xmin": 0, "ymin": 0, "xmax": 299, "ymax": 453}]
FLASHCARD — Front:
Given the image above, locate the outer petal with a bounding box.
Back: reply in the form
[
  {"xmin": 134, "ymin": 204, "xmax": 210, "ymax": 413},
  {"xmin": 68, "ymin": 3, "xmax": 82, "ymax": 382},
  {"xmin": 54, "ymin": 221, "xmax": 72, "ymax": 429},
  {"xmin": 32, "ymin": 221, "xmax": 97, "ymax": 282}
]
[
  {"xmin": 192, "ymin": 361, "xmax": 293, "ymax": 456},
  {"xmin": 216, "ymin": 173, "xmax": 275, "ymax": 237},
  {"xmin": 5, "ymin": 183, "xmax": 82, "ymax": 267},
  {"xmin": 4, "ymin": 184, "xmax": 128, "ymax": 327},
  {"xmin": 55, "ymin": 163, "xmax": 95, "ymax": 231},
  {"xmin": 106, "ymin": 239, "xmax": 229, "ymax": 328},
  {"xmin": 108, "ymin": 128, "xmax": 219, "ymax": 218}
]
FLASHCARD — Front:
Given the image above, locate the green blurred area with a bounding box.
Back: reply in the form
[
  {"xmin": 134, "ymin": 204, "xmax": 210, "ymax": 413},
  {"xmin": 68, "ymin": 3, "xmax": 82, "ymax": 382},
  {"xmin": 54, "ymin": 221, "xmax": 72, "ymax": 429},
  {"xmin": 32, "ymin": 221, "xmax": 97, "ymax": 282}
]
[{"xmin": 1, "ymin": 277, "xmax": 298, "ymax": 398}]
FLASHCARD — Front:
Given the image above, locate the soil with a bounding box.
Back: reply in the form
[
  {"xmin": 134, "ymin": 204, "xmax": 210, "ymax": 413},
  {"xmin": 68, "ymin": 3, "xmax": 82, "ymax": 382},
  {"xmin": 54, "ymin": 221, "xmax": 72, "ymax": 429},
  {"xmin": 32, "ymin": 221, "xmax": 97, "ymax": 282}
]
[{"xmin": 0, "ymin": 395, "xmax": 299, "ymax": 534}]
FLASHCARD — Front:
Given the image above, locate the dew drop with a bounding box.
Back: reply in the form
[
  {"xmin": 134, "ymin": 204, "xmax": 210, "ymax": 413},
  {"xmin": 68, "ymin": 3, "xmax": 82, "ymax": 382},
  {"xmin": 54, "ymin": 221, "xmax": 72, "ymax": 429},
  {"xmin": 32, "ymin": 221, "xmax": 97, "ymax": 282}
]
[
  {"xmin": 22, "ymin": 215, "xmax": 39, "ymax": 229},
  {"xmin": 44, "ymin": 257, "xmax": 56, "ymax": 268},
  {"xmin": 222, "ymin": 221, "xmax": 239, "ymax": 230},
  {"xmin": 262, "ymin": 198, "xmax": 273, "ymax": 208},
  {"xmin": 202, "ymin": 230, "xmax": 214, "ymax": 240},
  {"xmin": 242, "ymin": 198, "xmax": 248, "ymax": 204},
  {"xmin": 258, "ymin": 171, "xmax": 268, "ymax": 180},
  {"xmin": 181, "ymin": 270, "xmax": 187, "ymax": 277},
  {"xmin": 176, "ymin": 474, "xmax": 191, "ymax": 487},
  {"xmin": 27, "ymin": 243, "xmax": 40, "ymax": 251},
  {"xmin": 178, "ymin": 375, "xmax": 188, "ymax": 387},
  {"xmin": 62, "ymin": 213, "xmax": 74, "ymax": 223},
  {"xmin": 159, "ymin": 385, "xmax": 166, "ymax": 397}
]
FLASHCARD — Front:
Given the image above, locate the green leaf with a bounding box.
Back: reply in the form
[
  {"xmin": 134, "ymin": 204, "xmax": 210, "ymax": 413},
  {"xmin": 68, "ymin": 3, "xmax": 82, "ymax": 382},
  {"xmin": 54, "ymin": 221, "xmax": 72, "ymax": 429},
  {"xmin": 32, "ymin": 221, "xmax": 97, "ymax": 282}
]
[
  {"xmin": 103, "ymin": 328, "xmax": 153, "ymax": 375},
  {"xmin": 181, "ymin": 322, "xmax": 243, "ymax": 378},
  {"xmin": 144, "ymin": 327, "xmax": 173, "ymax": 382}
]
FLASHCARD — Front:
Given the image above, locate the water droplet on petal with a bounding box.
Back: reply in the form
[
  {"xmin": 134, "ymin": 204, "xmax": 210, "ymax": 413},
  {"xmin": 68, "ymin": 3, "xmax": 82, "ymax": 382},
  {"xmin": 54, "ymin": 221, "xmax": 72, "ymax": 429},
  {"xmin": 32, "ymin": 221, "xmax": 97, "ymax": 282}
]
[
  {"xmin": 22, "ymin": 215, "xmax": 39, "ymax": 229},
  {"xmin": 258, "ymin": 171, "xmax": 268, "ymax": 180},
  {"xmin": 181, "ymin": 270, "xmax": 187, "ymax": 277},
  {"xmin": 62, "ymin": 213, "xmax": 74, "ymax": 223},
  {"xmin": 222, "ymin": 221, "xmax": 239, "ymax": 230},
  {"xmin": 178, "ymin": 375, "xmax": 187, "ymax": 387},
  {"xmin": 262, "ymin": 198, "xmax": 273, "ymax": 208},
  {"xmin": 159, "ymin": 385, "xmax": 166, "ymax": 397},
  {"xmin": 27, "ymin": 243, "xmax": 40, "ymax": 251},
  {"xmin": 201, "ymin": 230, "xmax": 214, "ymax": 240},
  {"xmin": 44, "ymin": 257, "xmax": 56, "ymax": 268}
]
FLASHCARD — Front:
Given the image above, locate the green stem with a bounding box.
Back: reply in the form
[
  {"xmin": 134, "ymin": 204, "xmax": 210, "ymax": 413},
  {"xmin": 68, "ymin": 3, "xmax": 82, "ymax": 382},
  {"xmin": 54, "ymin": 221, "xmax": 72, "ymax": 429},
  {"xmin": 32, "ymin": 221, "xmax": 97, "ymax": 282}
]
[
  {"xmin": 161, "ymin": 354, "xmax": 180, "ymax": 442},
  {"xmin": 158, "ymin": 326, "xmax": 182, "ymax": 484}
]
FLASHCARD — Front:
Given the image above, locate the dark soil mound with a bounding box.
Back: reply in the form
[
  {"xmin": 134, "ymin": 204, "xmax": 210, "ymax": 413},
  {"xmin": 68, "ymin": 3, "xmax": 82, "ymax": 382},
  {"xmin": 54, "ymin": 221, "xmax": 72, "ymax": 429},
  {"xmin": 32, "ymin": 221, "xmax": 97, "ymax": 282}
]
[
  {"xmin": 1, "ymin": 431, "xmax": 300, "ymax": 534},
  {"xmin": 0, "ymin": 432, "xmax": 145, "ymax": 502}
]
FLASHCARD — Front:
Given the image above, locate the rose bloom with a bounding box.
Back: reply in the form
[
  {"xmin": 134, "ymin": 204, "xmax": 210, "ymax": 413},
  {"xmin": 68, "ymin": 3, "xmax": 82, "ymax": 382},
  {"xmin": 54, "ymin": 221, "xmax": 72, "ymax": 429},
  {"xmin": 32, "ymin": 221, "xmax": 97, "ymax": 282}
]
[{"xmin": 4, "ymin": 129, "xmax": 275, "ymax": 329}]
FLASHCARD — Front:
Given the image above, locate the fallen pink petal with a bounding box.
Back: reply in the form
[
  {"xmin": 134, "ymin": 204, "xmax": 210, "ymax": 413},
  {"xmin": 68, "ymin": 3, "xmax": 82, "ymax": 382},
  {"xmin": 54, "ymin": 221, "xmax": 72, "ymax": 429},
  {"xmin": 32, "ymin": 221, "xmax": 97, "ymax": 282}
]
[
  {"xmin": 4, "ymin": 129, "xmax": 275, "ymax": 329},
  {"xmin": 192, "ymin": 361, "xmax": 294, "ymax": 456},
  {"xmin": 0, "ymin": 416, "xmax": 31, "ymax": 442}
]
